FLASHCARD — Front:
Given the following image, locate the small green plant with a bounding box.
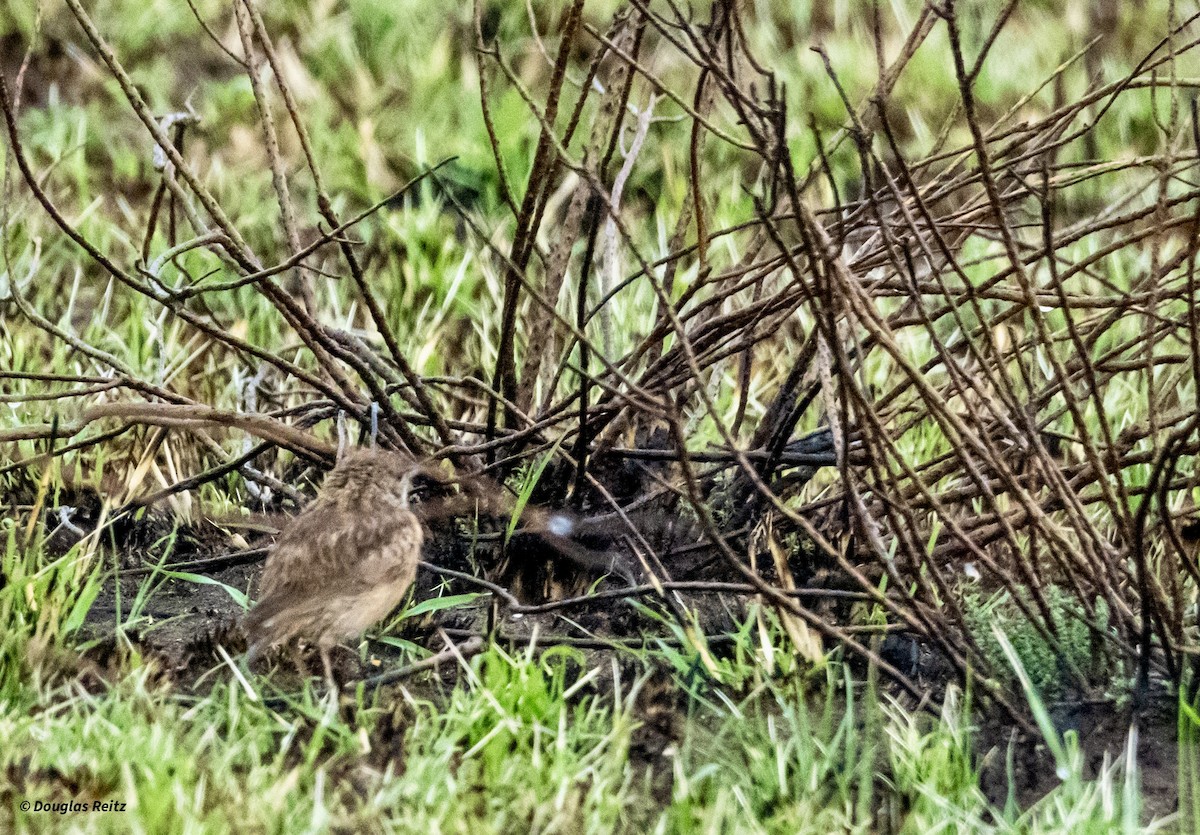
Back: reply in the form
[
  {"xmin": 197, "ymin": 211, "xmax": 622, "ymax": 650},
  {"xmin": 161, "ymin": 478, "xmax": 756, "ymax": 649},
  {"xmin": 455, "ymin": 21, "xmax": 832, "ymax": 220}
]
[
  {"xmin": 992, "ymin": 626, "xmax": 1156, "ymax": 833},
  {"xmin": 965, "ymin": 584, "xmax": 1117, "ymax": 702},
  {"xmin": 1181, "ymin": 685, "xmax": 1200, "ymax": 835}
]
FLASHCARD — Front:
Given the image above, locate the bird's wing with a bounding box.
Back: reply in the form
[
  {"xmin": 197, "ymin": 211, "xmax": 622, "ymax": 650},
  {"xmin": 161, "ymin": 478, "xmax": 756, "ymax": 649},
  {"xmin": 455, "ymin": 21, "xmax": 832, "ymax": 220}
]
[
  {"xmin": 246, "ymin": 510, "xmax": 422, "ymax": 653},
  {"xmin": 345, "ymin": 510, "xmax": 423, "ymax": 591},
  {"xmin": 257, "ymin": 504, "xmax": 417, "ymax": 596}
]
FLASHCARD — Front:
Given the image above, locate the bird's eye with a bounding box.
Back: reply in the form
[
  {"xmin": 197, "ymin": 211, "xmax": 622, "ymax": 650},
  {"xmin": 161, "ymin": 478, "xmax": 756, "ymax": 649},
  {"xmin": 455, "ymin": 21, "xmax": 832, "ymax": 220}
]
[{"xmin": 407, "ymin": 472, "xmax": 450, "ymax": 505}]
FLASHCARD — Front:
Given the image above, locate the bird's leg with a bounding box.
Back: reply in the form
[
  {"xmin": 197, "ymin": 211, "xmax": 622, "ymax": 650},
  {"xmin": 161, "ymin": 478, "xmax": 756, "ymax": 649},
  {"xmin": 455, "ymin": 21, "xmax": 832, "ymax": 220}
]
[
  {"xmin": 287, "ymin": 643, "xmax": 312, "ymax": 680},
  {"xmin": 320, "ymin": 645, "xmax": 337, "ymax": 694}
]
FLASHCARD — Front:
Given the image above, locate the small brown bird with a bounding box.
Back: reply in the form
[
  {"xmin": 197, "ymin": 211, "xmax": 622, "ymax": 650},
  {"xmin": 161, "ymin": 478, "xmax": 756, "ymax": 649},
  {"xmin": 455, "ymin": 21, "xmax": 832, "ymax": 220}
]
[{"xmin": 244, "ymin": 449, "xmax": 425, "ymax": 683}]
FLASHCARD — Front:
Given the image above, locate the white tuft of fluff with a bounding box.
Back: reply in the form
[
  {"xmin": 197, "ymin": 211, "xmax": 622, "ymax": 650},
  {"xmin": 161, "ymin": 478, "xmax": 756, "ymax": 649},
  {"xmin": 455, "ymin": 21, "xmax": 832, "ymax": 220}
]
[{"xmin": 546, "ymin": 513, "xmax": 574, "ymax": 537}]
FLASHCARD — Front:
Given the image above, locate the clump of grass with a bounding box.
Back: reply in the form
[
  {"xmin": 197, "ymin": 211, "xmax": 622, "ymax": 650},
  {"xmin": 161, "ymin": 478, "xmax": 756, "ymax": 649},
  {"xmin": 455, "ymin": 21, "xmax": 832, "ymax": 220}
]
[
  {"xmin": 1180, "ymin": 687, "xmax": 1200, "ymax": 835},
  {"xmin": 0, "ymin": 520, "xmax": 103, "ymax": 700},
  {"xmin": 376, "ymin": 645, "xmax": 638, "ymax": 832}
]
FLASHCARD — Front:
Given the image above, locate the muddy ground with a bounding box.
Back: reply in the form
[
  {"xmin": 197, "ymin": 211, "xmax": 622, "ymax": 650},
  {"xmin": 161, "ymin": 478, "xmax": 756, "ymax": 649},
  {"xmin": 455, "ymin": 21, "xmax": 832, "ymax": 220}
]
[{"xmin": 35, "ymin": 497, "xmax": 1179, "ymax": 825}]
